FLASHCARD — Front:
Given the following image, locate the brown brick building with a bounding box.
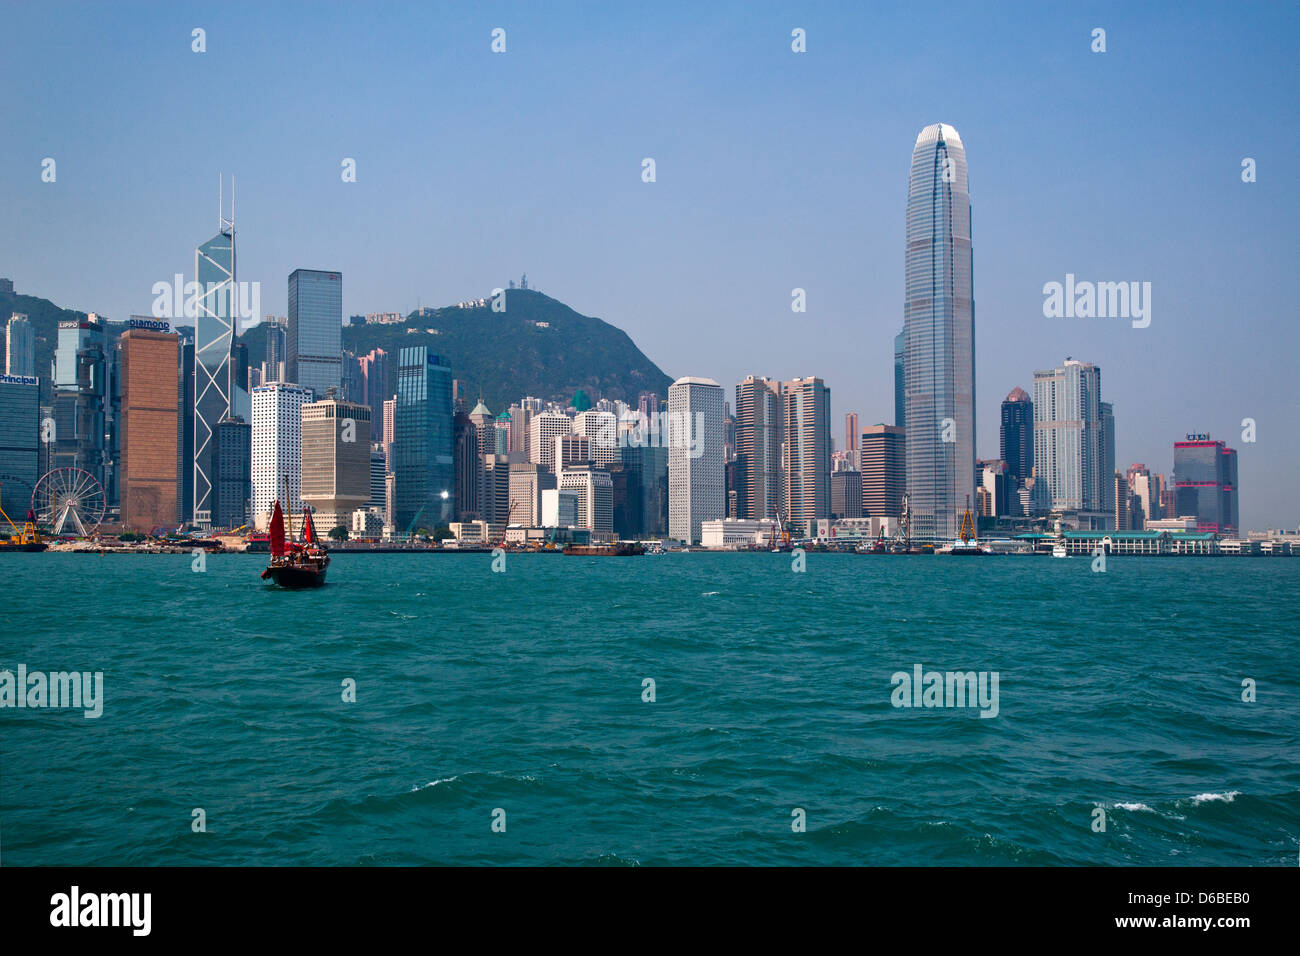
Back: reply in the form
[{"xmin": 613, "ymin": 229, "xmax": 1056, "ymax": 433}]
[{"xmin": 120, "ymin": 328, "xmax": 179, "ymax": 531}]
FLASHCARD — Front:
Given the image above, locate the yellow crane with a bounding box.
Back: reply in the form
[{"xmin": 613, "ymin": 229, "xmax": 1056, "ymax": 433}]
[{"xmin": 0, "ymin": 483, "xmax": 42, "ymax": 548}]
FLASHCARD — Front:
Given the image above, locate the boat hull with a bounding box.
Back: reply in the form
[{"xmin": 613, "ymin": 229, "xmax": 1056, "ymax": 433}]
[
  {"xmin": 563, "ymin": 542, "xmax": 645, "ymax": 556},
  {"xmin": 260, "ymin": 558, "xmax": 329, "ymax": 588}
]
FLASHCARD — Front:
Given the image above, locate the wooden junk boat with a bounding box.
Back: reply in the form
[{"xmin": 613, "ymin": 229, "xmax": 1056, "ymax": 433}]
[{"xmin": 260, "ymin": 487, "xmax": 329, "ymax": 588}]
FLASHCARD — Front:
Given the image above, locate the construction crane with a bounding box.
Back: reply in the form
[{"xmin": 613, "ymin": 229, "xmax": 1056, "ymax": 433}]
[
  {"xmin": 404, "ymin": 502, "xmax": 427, "ymax": 540},
  {"xmin": 891, "ymin": 492, "xmax": 911, "ymax": 553},
  {"xmin": 959, "ymin": 494, "xmax": 976, "ymax": 544},
  {"xmin": 767, "ymin": 511, "xmax": 792, "ymax": 550},
  {"xmin": 0, "ymin": 484, "xmax": 41, "ymax": 547},
  {"xmin": 498, "ymin": 498, "xmax": 520, "ymax": 548}
]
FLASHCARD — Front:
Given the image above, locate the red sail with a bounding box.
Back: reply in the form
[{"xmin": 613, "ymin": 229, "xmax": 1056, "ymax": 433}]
[
  {"xmin": 302, "ymin": 507, "xmax": 318, "ymax": 544},
  {"xmin": 269, "ymin": 501, "xmax": 286, "ymax": 557}
]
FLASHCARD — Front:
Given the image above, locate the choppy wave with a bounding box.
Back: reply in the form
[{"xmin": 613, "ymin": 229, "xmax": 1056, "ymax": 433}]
[{"xmin": 3, "ymin": 552, "xmax": 1299, "ymax": 865}]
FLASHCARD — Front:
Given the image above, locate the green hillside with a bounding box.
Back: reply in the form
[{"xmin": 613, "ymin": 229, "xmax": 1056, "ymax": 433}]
[
  {"xmin": 245, "ymin": 288, "xmax": 674, "ymax": 412},
  {"xmin": 1, "ymin": 284, "xmax": 673, "ymax": 414}
]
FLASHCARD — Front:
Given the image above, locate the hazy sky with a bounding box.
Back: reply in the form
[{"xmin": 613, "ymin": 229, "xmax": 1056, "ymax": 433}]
[{"xmin": 3, "ymin": 1, "xmax": 1297, "ymax": 529}]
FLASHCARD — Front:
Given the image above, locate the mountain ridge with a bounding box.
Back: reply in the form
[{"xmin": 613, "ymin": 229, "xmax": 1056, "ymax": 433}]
[{"xmin": 0, "ymin": 285, "xmax": 674, "ymax": 413}]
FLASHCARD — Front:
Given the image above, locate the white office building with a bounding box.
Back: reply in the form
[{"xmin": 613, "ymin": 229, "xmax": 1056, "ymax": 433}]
[
  {"xmin": 559, "ymin": 464, "xmax": 613, "ymax": 537},
  {"xmin": 251, "ymin": 382, "xmax": 311, "ymax": 529},
  {"xmin": 667, "ymin": 376, "xmax": 725, "ymax": 544},
  {"xmin": 574, "ymin": 409, "xmax": 620, "ymax": 466},
  {"xmin": 529, "ymin": 411, "xmax": 572, "ymax": 473}
]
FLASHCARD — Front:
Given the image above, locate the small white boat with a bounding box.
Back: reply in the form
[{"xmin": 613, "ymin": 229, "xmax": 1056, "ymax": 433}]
[{"xmin": 1051, "ymin": 542, "xmax": 1067, "ymax": 558}]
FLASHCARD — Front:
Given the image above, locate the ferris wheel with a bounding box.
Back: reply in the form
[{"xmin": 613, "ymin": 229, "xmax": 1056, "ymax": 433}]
[{"xmin": 31, "ymin": 467, "xmax": 107, "ymax": 537}]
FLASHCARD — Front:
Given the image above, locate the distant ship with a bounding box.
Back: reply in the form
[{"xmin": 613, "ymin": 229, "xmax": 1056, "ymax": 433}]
[
  {"xmin": 260, "ymin": 496, "xmax": 329, "ymax": 588},
  {"xmin": 563, "ymin": 541, "xmax": 645, "ymax": 556},
  {"xmin": 940, "ymin": 496, "xmax": 989, "ymax": 555}
]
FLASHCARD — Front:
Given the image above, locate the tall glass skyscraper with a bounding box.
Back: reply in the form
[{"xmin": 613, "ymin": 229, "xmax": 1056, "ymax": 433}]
[
  {"xmin": 1032, "ymin": 359, "xmax": 1104, "ymax": 513},
  {"xmin": 52, "ymin": 317, "xmax": 107, "ymax": 489},
  {"xmin": 194, "ymin": 215, "xmax": 236, "ymax": 527},
  {"xmin": 288, "ymin": 269, "xmax": 343, "ymax": 400},
  {"xmin": 999, "ymin": 386, "xmax": 1033, "ymax": 488},
  {"xmin": 392, "ymin": 346, "xmax": 453, "ymax": 533},
  {"xmin": 903, "ymin": 123, "xmax": 974, "ymax": 540},
  {"xmin": 1174, "ymin": 435, "xmax": 1238, "ymax": 535}
]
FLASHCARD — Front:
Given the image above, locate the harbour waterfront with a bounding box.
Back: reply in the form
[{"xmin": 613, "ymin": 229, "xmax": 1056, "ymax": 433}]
[{"xmin": 1, "ymin": 552, "xmax": 1297, "ymax": 866}]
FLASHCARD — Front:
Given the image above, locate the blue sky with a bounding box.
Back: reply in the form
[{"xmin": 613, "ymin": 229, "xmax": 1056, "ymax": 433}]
[{"xmin": 2, "ymin": 1, "xmax": 1297, "ymax": 529}]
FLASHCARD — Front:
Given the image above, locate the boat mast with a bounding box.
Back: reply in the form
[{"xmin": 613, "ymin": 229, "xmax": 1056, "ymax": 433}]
[{"xmin": 283, "ymin": 474, "xmax": 294, "ymax": 541}]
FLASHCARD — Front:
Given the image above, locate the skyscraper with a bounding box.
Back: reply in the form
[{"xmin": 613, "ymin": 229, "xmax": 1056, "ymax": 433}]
[
  {"xmin": 212, "ymin": 417, "xmax": 251, "ymax": 528},
  {"xmin": 574, "ymin": 409, "xmax": 619, "ymax": 466},
  {"xmin": 119, "ymin": 327, "xmax": 179, "ymax": 531},
  {"xmin": 5, "ymin": 314, "xmax": 34, "ymax": 377},
  {"xmin": 621, "ymin": 442, "xmax": 669, "ymax": 537},
  {"xmin": 1032, "ymin": 359, "xmax": 1104, "ymax": 513},
  {"xmin": 667, "ymin": 376, "xmax": 724, "ymax": 544},
  {"xmin": 359, "ymin": 348, "xmax": 389, "ymax": 443},
  {"xmin": 0, "ymin": 373, "xmax": 39, "ymax": 507},
  {"xmin": 453, "ymin": 407, "xmax": 483, "ymax": 521},
  {"xmin": 529, "ymin": 411, "xmax": 572, "ymax": 473},
  {"xmin": 1174, "ymin": 434, "xmax": 1238, "ymax": 535},
  {"xmin": 1127, "ymin": 463, "xmax": 1160, "ymax": 526},
  {"xmin": 194, "ymin": 203, "xmax": 237, "ymax": 528},
  {"xmin": 861, "ymin": 424, "xmax": 905, "ymax": 521},
  {"xmin": 263, "ymin": 316, "xmax": 288, "ymax": 382},
  {"xmin": 781, "ymin": 376, "xmax": 832, "ymax": 534},
  {"xmin": 1100, "ymin": 401, "xmax": 1117, "ymax": 517},
  {"xmin": 559, "ymin": 463, "xmax": 614, "ymax": 536},
  {"xmin": 177, "ymin": 336, "xmax": 195, "ymax": 522},
  {"xmin": 734, "ymin": 376, "xmax": 780, "ymax": 520},
  {"xmin": 393, "ymin": 346, "xmax": 453, "ymax": 533},
  {"xmin": 999, "ymin": 387, "xmax": 1034, "ymax": 488},
  {"xmin": 903, "ymin": 123, "xmax": 975, "ymax": 540},
  {"xmin": 844, "ymin": 412, "xmax": 860, "ymax": 470},
  {"xmin": 508, "ymin": 461, "xmax": 557, "ymax": 527},
  {"xmin": 251, "ymin": 382, "xmax": 311, "ymax": 527},
  {"xmin": 287, "ymin": 269, "xmax": 343, "ymax": 400},
  {"xmin": 52, "ymin": 317, "xmax": 107, "ymax": 488},
  {"xmin": 301, "ymin": 394, "xmax": 372, "ymax": 533},
  {"xmin": 831, "ymin": 470, "xmax": 863, "ymax": 519}
]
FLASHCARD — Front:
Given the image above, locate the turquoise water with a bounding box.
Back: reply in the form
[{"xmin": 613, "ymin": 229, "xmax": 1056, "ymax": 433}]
[{"xmin": 1, "ymin": 551, "xmax": 1297, "ymax": 865}]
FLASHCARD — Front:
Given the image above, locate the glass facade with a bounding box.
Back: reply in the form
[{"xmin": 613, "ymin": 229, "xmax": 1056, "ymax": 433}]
[
  {"xmin": 999, "ymin": 388, "xmax": 1033, "ymax": 487},
  {"xmin": 903, "ymin": 123, "xmax": 974, "ymax": 540},
  {"xmin": 733, "ymin": 376, "xmax": 780, "ymax": 520},
  {"xmin": 393, "ymin": 346, "xmax": 453, "ymax": 533},
  {"xmin": 212, "ymin": 417, "xmax": 250, "ymax": 528},
  {"xmin": 1032, "ymin": 360, "xmax": 1103, "ymax": 512},
  {"xmin": 0, "ymin": 375, "xmax": 40, "ymax": 505},
  {"xmin": 288, "ymin": 269, "xmax": 342, "ymax": 400},
  {"xmin": 51, "ymin": 319, "xmax": 108, "ymax": 489},
  {"xmin": 893, "ymin": 328, "xmax": 905, "ymax": 429},
  {"xmin": 194, "ymin": 228, "xmax": 236, "ymax": 526},
  {"xmin": 1174, "ymin": 439, "xmax": 1238, "ymax": 535}
]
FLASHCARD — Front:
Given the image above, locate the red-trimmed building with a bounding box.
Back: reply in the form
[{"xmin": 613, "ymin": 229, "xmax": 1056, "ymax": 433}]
[{"xmin": 1173, "ymin": 433, "xmax": 1238, "ymax": 535}]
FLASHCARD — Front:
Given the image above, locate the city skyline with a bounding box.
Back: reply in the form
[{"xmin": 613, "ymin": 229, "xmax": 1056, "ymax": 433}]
[{"xmin": 2, "ymin": 3, "xmax": 1297, "ymax": 530}]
